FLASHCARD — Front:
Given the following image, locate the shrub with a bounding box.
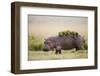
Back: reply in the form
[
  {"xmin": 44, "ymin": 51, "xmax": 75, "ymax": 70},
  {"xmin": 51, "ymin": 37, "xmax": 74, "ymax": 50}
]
[
  {"xmin": 81, "ymin": 38, "xmax": 88, "ymax": 50},
  {"xmin": 59, "ymin": 32, "xmax": 64, "ymax": 37},
  {"xmin": 83, "ymin": 42, "xmax": 88, "ymax": 50},
  {"xmin": 58, "ymin": 30, "xmax": 79, "ymax": 37},
  {"xmin": 28, "ymin": 35, "xmax": 44, "ymax": 51}
]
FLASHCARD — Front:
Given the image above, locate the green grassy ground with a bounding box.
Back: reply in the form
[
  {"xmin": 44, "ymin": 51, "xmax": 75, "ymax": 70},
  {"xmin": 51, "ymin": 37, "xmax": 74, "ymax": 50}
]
[{"xmin": 28, "ymin": 50, "xmax": 88, "ymax": 61}]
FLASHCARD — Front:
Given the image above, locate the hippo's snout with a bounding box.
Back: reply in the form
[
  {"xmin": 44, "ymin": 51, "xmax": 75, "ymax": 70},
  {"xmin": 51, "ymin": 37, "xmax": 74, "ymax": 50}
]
[{"xmin": 43, "ymin": 44, "xmax": 50, "ymax": 52}]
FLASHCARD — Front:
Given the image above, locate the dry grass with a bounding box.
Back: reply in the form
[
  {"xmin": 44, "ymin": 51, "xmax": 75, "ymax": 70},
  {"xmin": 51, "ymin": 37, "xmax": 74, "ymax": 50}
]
[{"xmin": 28, "ymin": 50, "xmax": 88, "ymax": 61}]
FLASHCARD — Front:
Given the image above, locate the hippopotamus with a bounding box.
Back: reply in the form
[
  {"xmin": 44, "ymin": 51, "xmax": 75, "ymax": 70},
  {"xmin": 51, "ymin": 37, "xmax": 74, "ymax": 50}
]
[{"xmin": 43, "ymin": 35, "xmax": 84, "ymax": 54}]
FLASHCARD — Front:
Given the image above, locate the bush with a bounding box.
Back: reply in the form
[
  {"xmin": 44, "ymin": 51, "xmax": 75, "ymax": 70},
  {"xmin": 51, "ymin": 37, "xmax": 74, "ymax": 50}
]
[
  {"xmin": 28, "ymin": 35, "xmax": 44, "ymax": 51},
  {"xmin": 58, "ymin": 30, "xmax": 79, "ymax": 37},
  {"xmin": 59, "ymin": 32, "xmax": 64, "ymax": 37},
  {"xmin": 83, "ymin": 42, "xmax": 88, "ymax": 50},
  {"xmin": 81, "ymin": 38, "xmax": 88, "ymax": 50}
]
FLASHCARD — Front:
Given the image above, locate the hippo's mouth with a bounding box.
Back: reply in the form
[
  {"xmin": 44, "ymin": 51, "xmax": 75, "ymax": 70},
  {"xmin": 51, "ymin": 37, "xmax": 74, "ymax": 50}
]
[{"xmin": 43, "ymin": 48, "xmax": 49, "ymax": 52}]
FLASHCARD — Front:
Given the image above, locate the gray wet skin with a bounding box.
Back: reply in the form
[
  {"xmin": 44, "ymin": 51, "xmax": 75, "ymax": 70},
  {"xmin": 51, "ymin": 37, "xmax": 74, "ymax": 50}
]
[{"xmin": 43, "ymin": 35, "xmax": 84, "ymax": 54}]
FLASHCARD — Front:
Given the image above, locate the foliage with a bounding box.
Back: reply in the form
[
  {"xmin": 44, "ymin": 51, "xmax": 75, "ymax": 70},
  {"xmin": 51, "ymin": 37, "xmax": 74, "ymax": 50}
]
[
  {"xmin": 83, "ymin": 42, "xmax": 88, "ymax": 50},
  {"xmin": 58, "ymin": 30, "xmax": 79, "ymax": 37},
  {"xmin": 28, "ymin": 35, "xmax": 44, "ymax": 51}
]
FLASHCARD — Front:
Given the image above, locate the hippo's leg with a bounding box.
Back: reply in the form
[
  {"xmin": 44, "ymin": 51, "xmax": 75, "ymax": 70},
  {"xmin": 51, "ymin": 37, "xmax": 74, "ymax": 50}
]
[
  {"xmin": 55, "ymin": 50, "xmax": 59, "ymax": 54},
  {"xmin": 55, "ymin": 46, "xmax": 61, "ymax": 54},
  {"xmin": 58, "ymin": 50, "xmax": 61, "ymax": 54},
  {"xmin": 55, "ymin": 50, "xmax": 61, "ymax": 54}
]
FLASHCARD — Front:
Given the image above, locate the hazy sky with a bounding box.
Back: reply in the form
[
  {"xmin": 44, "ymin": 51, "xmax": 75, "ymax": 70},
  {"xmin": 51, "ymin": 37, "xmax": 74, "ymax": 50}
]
[{"xmin": 28, "ymin": 15, "xmax": 88, "ymax": 39}]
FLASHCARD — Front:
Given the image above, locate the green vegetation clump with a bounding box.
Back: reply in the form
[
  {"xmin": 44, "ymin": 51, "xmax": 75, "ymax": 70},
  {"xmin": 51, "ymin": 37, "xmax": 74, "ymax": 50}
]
[
  {"xmin": 58, "ymin": 30, "xmax": 79, "ymax": 37},
  {"xmin": 28, "ymin": 35, "xmax": 43, "ymax": 51},
  {"xmin": 83, "ymin": 42, "xmax": 88, "ymax": 50}
]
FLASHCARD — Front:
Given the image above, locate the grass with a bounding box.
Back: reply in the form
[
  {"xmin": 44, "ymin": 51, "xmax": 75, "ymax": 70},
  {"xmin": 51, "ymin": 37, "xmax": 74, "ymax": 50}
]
[{"xmin": 28, "ymin": 49, "xmax": 88, "ymax": 61}]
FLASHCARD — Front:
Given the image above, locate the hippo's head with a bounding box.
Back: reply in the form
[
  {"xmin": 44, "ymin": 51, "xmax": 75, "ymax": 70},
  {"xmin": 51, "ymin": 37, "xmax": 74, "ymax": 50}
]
[{"xmin": 43, "ymin": 38, "xmax": 55, "ymax": 52}]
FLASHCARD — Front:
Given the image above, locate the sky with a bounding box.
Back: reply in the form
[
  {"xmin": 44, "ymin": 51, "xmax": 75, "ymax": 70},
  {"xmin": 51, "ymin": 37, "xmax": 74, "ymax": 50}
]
[{"xmin": 28, "ymin": 15, "xmax": 88, "ymax": 39}]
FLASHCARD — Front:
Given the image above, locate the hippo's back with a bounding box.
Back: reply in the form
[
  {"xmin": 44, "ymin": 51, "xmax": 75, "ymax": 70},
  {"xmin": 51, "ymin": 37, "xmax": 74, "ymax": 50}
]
[
  {"xmin": 53, "ymin": 36, "xmax": 75, "ymax": 50},
  {"xmin": 47, "ymin": 35, "xmax": 84, "ymax": 50}
]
